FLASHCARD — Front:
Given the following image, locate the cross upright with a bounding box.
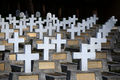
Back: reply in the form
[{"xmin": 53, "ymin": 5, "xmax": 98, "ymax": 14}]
[
  {"xmin": 0, "ymin": 18, "xmax": 6, "ymax": 29},
  {"xmin": 11, "ymin": 17, "xmax": 19, "ymax": 28},
  {"xmin": 67, "ymin": 24, "xmax": 79, "ymax": 39},
  {"xmin": 73, "ymin": 44, "xmax": 95, "ymax": 71},
  {"xmin": 35, "ymin": 23, "xmax": 47, "ymax": 39},
  {"xmin": 51, "ymin": 14, "xmax": 58, "ymax": 25},
  {"xmin": 6, "ymin": 14, "xmax": 13, "ymax": 24},
  {"xmin": 16, "ymin": 21, "xmax": 26, "ymax": 35},
  {"xmin": 17, "ymin": 45, "xmax": 39, "ymax": 73},
  {"xmin": 54, "ymin": 20, "xmax": 62, "ymax": 32},
  {"xmin": 93, "ymin": 14, "xmax": 98, "ymax": 24},
  {"xmin": 37, "ymin": 37, "xmax": 55, "ymax": 60},
  {"xmin": 36, "ymin": 17, "xmax": 44, "ymax": 25},
  {"xmin": 62, "ymin": 18, "xmax": 68, "ymax": 30},
  {"xmin": 51, "ymin": 34, "xmax": 66, "ymax": 52},
  {"xmin": 90, "ymin": 32, "xmax": 107, "ymax": 51},
  {"xmin": 27, "ymin": 15, "xmax": 37, "ymax": 32},
  {"xmin": 68, "ymin": 15, "xmax": 78, "ymax": 27},
  {"xmin": 1, "ymin": 22, "xmax": 14, "ymax": 40},
  {"xmin": 8, "ymin": 31, "xmax": 24, "ymax": 52},
  {"xmin": 20, "ymin": 16, "xmax": 29, "ymax": 25},
  {"xmin": 46, "ymin": 23, "xmax": 56, "ymax": 36}
]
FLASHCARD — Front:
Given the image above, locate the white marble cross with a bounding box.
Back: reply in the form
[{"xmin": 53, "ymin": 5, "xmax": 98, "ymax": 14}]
[
  {"xmin": 68, "ymin": 15, "xmax": 78, "ymax": 27},
  {"xmin": 0, "ymin": 45, "xmax": 5, "ymax": 51},
  {"xmin": 16, "ymin": 21, "xmax": 26, "ymax": 35},
  {"xmin": 0, "ymin": 15, "xmax": 2, "ymax": 22},
  {"xmin": 36, "ymin": 11, "xmax": 41, "ymax": 18},
  {"xmin": 1, "ymin": 23, "xmax": 14, "ymax": 40},
  {"xmin": 0, "ymin": 18, "xmax": 6, "ymax": 29},
  {"xmin": 93, "ymin": 14, "xmax": 98, "ymax": 24},
  {"xmin": 11, "ymin": 17, "xmax": 19, "ymax": 28},
  {"xmin": 46, "ymin": 23, "xmax": 56, "ymax": 36},
  {"xmin": 73, "ymin": 44, "xmax": 95, "ymax": 71},
  {"xmin": 51, "ymin": 14, "xmax": 57, "ymax": 25},
  {"xmin": 35, "ymin": 23, "xmax": 47, "ymax": 39},
  {"xmin": 54, "ymin": 20, "xmax": 62, "ymax": 32},
  {"xmin": 37, "ymin": 37, "xmax": 55, "ymax": 60},
  {"xmin": 51, "ymin": 34, "xmax": 66, "ymax": 52},
  {"xmin": 6, "ymin": 14, "xmax": 13, "ymax": 24},
  {"xmin": 62, "ymin": 18, "xmax": 69, "ymax": 30},
  {"xmin": 36, "ymin": 17, "xmax": 44, "ymax": 25},
  {"xmin": 67, "ymin": 24, "xmax": 79, "ymax": 39},
  {"xmin": 20, "ymin": 16, "xmax": 29, "ymax": 25},
  {"xmin": 44, "ymin": 13, "xmax": 52, "ymax": 26},
  {"xmin": 8, "ymin": 31, "xmax": 24, "ymax": 52},
  {"xmin": 19, "ymin": 12, "xmax": 25, "ymax": 18},
  {"xmin": 27, "ymin": 15, "xmax": 37, "ymax": 32},
  {"xmin": 17, "ymin": 45, "xmax": 39, "ymax": 73},
  {"xmin": 90, "ymin": 32, "xmax": 107, "ymax": 51}
]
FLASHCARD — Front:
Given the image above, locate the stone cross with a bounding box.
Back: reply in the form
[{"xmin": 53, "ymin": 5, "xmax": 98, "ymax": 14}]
[
  {"xmin": 73, "ymin": 44, "xmax": 95, "ymax": 71},
  {"xmin": 27, "ymin": 15, "xmax": 37, "ymax": 32},
  {"xmin": 17, "ymin": 45, "xmax": 39, "ymax": 73},
  {"xmin": 51, "ymin": 34, "xmax": 66, "ymax": 52},
  {"xmin": 90, "ymin": 32, "xmax": 107, "ymax": 51},
  {"xmin": 6, "ymin": 14, "xmax": 12, "ymax": 24},
  {"xmin": 54, "ymin": 20, "xmax": 62, "ymax": 32},
  {"xmin": 8, "ymin": 31, "xmax": 24, "ymax": 52},
  {"xmin": 0, "ymin": 45, "xmax": 5, "ymax": 51},
  {"xmin": 67, "ymin": 24, "xmax": 79, "ymax": 39},
  {"xmin": 11, "ymin": 17, "xmax": 19, "ymax": 28},
  {"xmin": 1, "ymin": 22, "xmax": 14, "ymax": 40},
  {"xmin": 36, "ymin": 17, "xmax": 44, "ymax": 25},
  {"xmin": 0, "ymin": 18, "xmax": 6, "ymax": 29},
  {"xmin": 35, "ymin": 23, "xmax": 47, "ymax": 39},
  {"xmin": 46, "ymin": 23, "xmax": 56, "ymax": 36},
  {"xmin": 62, "ymin": 18, "xmax": 68, "ymax": 30},
  {"xmin": 16, "ymin": 21, "xmax": 26, "ymax": 35},
  {"xmin": 51, "ymin": 14, "xmax": 57, "ymax": 25},
  {"xmin": 37, "ymin": 37, "xmax": 55, "ymax": 60},
  {"xmin": 93, "ymin": 14, "xmax": 98, "ymax": 24},
  {"xmin": 68, "ymin": 15, "xmax": 78, "ymax": 27},
  {"xmin": 19, "ymin": 12, "xmax": 25, "ymax": 18},
  {"xmin": 44, "ymin": 13, "xmax": 52, "ymax": 27},
  {"xmin": 20, "ymin": 16, "xmax": 29, "ymax": 25}
]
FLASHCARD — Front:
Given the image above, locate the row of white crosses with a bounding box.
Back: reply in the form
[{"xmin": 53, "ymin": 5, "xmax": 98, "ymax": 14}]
[{"xmin": 73, "ymin": 16, "xmax": 117, "ymax": 71}]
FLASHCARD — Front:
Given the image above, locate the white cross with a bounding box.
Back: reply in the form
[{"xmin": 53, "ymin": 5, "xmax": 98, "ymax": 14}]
[
  {"xmin": 90, "ymin": 32, "xmax": 107, "ymax": 51},
  {"xmin": 37, "ymin": 37, "xmax": 55, "ymax": 60},
  {"xmin": 89, "ymin": 17, "xmax": 94, "ymax": 27},
  {"xmin": 54, "ymin": 20, "xmax": 62, "ymax": 32},
  {"xmin": 68, "ymin": 15, "xmax": 78, "ymax": 27},
  {"xmin": 1, "ymin": 23, "xmax": 14, "ymax": 40},
  {"xmin": 6, "ymin": 14, "xmax": 13, "ymax": 24},
  {"xmin": 51, "ymin": 14, "xmax": 58, "ymax": 25},
  {"xmin": 27, "ymin": 15, "xmax": 37, "ymax": 32},
  {"xmin": 35, "ymin": 23, "xmax": 47, "ymax": 39},
  {"xmin": 62, "ymin": 18, "xmax": 69, "ymax": 30},
  {"xmin": 93, "ymin": 14, "xmax": 98, "ymax": 24},
  {"xmin": 0, "ymin": 45, "xmax": 5, "ymax": 51},
  {"xmin": 51, "ymin": 34, "xmax": 66, "ymax": 52},
  {"xmin": 16, "ymin": 21, "xmax": 26, "ymax": 35},
  {"xmin": 11, "ymin": 17, "xmax": 19, "ymax": 28},
  {"xmin": 46, "ymin": 23, "xmax": 56, "ymax": 36},
  {"xmin": 73, "ymin": 44, "xmax": 95, "ymax": 71},
  {"xmin": 67, "ymin": 24, "xmax": 79, "ymax": 39},
  {"xmin": 17, "ymin": 45, "xmax": 39, "ymax": 73},
  {"xmin": 8, "ymin": 31, "xmax": 24, "ymax": 52},
  {"xmin": 20, "ymin": 16, "xmax": 29, "ymax": 25},
  {"xmin": 0, "ymin": 18, "xmax": 6, "ymax": 29},
  {"xmin": 36, "ymin": 17, "xmax": 44, "ymax": 25},
  {"xmin": 44, "ymin": 13, "xmax": 52, "ymax": 27},
  {"xmin": 0, "ymin": 15, "xmax": 2, "ymax": 22}
]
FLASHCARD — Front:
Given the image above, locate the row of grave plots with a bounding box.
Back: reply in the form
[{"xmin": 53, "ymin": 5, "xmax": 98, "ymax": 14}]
[{"xmin": 0, "ymin": 14, "xmax": 120, "ymax": 80}]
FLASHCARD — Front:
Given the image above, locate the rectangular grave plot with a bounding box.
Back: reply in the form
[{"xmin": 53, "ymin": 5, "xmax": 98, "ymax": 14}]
[
  {"xmin": 39, "ymin": 62, "xmax": 55, "ymax": 69},
  {"xmin": 18, "ymin": 75, "xmax": 39, "ymax": 80},
  {"xmin": 88, "ymin": 61, "xmax": 102, "ymax": 69},
  {"xmin": 0, "ymin": 63, "xmax": 5, "ymax": 71},
  {"xmin": 52, "ymin": 53, "xmax": 67, "ymax": 60},
  {"xmin": 96, "ymin": 52, "xmax": 107, "ymax": 59},
  {"xmin": 76, "ymin": 73, "xmax": 95, "ymax": 80}
]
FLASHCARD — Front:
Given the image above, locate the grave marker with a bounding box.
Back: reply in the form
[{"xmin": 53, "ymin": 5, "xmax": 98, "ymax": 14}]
[
  {"xmin": 17, "ymin": 45, "xmax": 39, "ymax": 73},
  {"xmin": 51, "ymin": 34, "xmax": 66, "ymax": 52},
  {"xmin": 37, "ymin": 37, "xmax": 55, "ymax": 60},
  {"xmin": 8, "ymin": 31, "xmax": 24, "ymax": 52}
]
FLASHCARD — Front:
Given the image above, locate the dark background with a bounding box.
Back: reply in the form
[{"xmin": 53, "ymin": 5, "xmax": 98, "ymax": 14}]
[{"xmin": 0, "ymin": 0, "xmax": 120, "ymax": 25}]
